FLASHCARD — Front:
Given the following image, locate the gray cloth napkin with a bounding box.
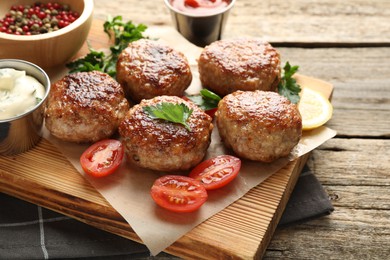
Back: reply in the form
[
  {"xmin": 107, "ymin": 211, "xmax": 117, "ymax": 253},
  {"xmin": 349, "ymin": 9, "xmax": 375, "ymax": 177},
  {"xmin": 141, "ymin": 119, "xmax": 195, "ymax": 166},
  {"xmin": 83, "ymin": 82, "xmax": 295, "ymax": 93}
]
[
  {"xmin": 278, "ymin": 164, "xmax": 334, "ymax": 226},
  {"xmin": 0, "ymin": 164, "xmax": 333, "ymax": 259}
]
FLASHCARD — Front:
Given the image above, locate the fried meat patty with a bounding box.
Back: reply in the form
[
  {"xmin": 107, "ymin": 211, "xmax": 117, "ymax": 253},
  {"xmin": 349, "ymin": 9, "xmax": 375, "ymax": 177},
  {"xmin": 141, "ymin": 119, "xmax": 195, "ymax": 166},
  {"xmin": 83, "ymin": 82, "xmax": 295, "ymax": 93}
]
[
  {"xmin": 45, "ymin": 71, "xmax": 130, "ymax": 143},
  {"xmin": 216, "ymin": 91, "xmax": 302, "ymax": 162},
  {"xmin": 118, "ymin": 95, "xmax": 213, "ymax": 172},
  {"xmin": 116, "ymin": 39, "xmax": 192, "ymax": 103},
  {"xmin": 198, "ymin": 38, "xmax": 281, "ymax": 96}
]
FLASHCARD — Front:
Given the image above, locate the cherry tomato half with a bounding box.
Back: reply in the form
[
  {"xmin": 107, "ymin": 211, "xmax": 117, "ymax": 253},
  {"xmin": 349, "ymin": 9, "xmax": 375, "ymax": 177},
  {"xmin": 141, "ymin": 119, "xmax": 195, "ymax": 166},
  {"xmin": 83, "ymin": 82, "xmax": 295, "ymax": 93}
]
[
  {"xmin": 150, "ymin": 175, "xmax": 208, "ymax": 213},
  {"xmin": 205, "ymin": 107, "xmax": 218, "ymax": 118},
  {"xmin": 189, "ymin": 155, "xmax": 241, "ymax": 190},
  {"xmin": 80, "ymin": 139, "xmax": 124, "ymax": 178},
  {"xmin": 185, "ymin": 0, "xmax": 200, "ymax": 8},
  {"xmin": 181, "ymin": 96, "xmax": 218, "ymax": 119}
]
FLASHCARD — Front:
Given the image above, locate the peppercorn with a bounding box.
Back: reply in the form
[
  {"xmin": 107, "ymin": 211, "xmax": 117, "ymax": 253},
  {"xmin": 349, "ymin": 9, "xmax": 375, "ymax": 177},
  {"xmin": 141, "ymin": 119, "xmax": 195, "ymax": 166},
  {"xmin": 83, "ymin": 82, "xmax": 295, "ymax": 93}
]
[
  {"xmin": 0, "ymin": 2, "xmax": 80, "ymax": 35},
  {"xmin": 31, "ymin": 24, "xmax": 39, "ymax": 31}
]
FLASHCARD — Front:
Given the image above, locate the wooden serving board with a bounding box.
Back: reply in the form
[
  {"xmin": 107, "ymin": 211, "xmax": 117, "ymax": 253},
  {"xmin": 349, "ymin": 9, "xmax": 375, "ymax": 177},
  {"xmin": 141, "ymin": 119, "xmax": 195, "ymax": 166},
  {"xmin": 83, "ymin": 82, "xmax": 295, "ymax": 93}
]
[{"xmin": 0, "ymin": 21, "xmax": 333, "ymax": 259}]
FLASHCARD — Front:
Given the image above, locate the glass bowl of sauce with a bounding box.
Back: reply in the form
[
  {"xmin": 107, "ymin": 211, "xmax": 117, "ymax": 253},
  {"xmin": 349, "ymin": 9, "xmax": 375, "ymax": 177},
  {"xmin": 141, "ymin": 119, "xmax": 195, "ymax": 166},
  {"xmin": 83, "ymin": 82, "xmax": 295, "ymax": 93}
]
[
  {"xmin": 164, "ymin": 0, "xmax": 236, "ymax": 47},
  {"xmin": 0, "ymin": 59, "xmax": 50, "ymax": 155}
]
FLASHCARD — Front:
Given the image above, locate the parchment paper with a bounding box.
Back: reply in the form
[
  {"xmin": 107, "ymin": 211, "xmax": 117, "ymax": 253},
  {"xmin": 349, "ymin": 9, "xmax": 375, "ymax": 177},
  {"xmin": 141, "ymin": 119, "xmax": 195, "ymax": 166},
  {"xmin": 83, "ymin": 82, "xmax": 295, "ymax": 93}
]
[{"xmin": 43, "ymin": 26, "xmax": 337, "ymax": 255}]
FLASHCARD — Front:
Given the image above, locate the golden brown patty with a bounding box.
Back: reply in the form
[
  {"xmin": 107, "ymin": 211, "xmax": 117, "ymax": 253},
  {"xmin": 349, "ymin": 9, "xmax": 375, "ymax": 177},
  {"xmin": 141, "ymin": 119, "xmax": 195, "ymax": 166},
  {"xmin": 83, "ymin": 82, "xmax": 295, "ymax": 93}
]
[
  {"xmin": 216, "ymin": 90, "xmax": 302, "ymax": 162},
  {"xmin": 119, "ymin": 95, "xmax": 213, "ymax": 172},
  {"xmin": 198, "ymin": 38, "xmax": 281, "ymax": 96},
  {"xmin": 45, "ymin": 71, "xmax": 129, "ymax": 143},
  {"xmin": 116, "ymin": 39, "xmax": 192, "ymax": 103}
]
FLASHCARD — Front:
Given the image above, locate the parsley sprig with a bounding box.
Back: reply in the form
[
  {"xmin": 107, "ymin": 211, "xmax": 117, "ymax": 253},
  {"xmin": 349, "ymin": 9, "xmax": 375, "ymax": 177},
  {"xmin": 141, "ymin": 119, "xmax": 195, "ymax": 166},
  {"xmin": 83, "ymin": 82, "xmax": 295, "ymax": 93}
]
[
  {"xmin": 143, "ymin": 102, "xmax": 194, "ymax": 131},
  {"xmin": 186, "ymin": 89, "xmax": 221, "ymax": 111},
  {"xmin": 278, "ymin": 62, "xmax": 302, "ymax": 104},
  {"xmin": 66, "ymin": 16, "xmax": 147, "ymax": 77}
]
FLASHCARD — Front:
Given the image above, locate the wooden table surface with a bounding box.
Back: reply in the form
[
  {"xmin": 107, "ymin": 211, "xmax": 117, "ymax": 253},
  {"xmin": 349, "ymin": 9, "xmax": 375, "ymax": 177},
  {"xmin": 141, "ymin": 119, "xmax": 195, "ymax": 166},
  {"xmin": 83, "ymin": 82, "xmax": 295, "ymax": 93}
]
[{"xmin": 92, "ymin": 0, "xmax": 390, "ymax": 259}]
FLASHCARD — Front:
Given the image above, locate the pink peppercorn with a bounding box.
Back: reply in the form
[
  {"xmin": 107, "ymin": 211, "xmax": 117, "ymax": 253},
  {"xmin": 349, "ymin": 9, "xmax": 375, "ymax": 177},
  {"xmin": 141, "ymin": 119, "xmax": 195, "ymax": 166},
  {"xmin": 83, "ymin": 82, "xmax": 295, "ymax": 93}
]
[{"xmin": 0, "ymin": 2, "xmax": 80, "ymax": 35}]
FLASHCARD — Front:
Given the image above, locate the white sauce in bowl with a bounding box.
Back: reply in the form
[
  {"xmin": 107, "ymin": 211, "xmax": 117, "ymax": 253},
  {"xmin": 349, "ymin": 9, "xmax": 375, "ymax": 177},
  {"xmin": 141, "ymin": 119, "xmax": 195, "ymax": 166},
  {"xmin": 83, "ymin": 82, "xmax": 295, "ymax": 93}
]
[{"xmin": 0, "ymin": 68, "xmax": 45, "ymax": 120}]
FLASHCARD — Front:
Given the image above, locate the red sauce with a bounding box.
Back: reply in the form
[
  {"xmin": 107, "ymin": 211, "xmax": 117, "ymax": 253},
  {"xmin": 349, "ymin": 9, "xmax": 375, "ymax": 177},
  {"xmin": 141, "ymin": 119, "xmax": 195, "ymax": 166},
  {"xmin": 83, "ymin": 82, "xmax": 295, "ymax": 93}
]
[{"xmin": 170, "ymin": 0, "xmax": 231, "ymax": 15}]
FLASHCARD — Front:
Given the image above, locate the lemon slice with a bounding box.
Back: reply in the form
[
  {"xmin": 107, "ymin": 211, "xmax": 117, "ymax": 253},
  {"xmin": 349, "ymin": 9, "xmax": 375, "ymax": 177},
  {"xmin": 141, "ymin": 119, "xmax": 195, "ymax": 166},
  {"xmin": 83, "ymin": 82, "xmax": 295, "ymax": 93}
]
[{"xmin": 298, "ymin": 88, "xmax": 333, "ymax": 130}]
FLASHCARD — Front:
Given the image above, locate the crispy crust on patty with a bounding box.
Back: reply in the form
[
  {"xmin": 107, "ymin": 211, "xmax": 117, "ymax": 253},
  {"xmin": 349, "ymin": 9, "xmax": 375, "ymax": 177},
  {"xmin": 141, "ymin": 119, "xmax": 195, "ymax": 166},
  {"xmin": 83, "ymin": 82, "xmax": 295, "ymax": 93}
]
[
  {"xmin": 116, "ymin": 39, "xmax": 192, "ymax": 103},
  {"xmin": 119, "ymin": 95, "xmax": 213, "ymax": 171},
  {"xmin": 198, "ymin": 38, "xmax": 281, "ymax": 96},
  {"xmin": 216, "ymin": 90, "xmax": 302, "ymax": 162},
  {"xmin": 45, "ymin": 71, "xmax": 129, "ymax": 143}
]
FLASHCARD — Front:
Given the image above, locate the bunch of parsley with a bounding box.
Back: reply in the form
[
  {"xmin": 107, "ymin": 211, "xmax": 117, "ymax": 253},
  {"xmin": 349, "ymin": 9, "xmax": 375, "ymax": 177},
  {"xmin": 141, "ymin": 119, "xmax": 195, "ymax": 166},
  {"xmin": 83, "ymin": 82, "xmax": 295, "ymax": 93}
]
[{"xmin": 66, "ymin": 16, "xmax": 147, "ymax": 77}]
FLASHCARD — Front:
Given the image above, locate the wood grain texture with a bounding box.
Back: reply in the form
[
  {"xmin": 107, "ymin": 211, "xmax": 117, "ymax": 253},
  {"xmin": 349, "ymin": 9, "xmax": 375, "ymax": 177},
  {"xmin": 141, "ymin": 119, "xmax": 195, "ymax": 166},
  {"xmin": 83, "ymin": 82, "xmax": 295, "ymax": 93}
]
[
  {"xmin": 264, "ymin": 139, "xmax": 390, "ymax": 259},
  {"xmin": 0, "ymin": 136, "xmax": 309, "ymax": 259},
  {"xmin": 2, "ymin": 0, "xmax": 389, "ymax": 258},
  {"xmin": 91, "ymin": 0, "xmax": 390, "ymax": 259},
  {"xmin": 309, "ymin": 139, "xmax": 390, "ymax": 187},
  {"xmin": 276, "ymin": 47, "xmax": 390, "ymax": 137},
  {"xmin": 0, "ymin": 21, "xmax": 332, "ymax": 260},
  {"xmin": 265, "ymin": 47, "xmax": 390, "ymax": 259},
  {"xmin": 93, "ymin": 0, "xmax": 390, "ymax": 46},
  {"xmin": 266, "ymin": 207, "xmax": 390, "ymax": 259}
]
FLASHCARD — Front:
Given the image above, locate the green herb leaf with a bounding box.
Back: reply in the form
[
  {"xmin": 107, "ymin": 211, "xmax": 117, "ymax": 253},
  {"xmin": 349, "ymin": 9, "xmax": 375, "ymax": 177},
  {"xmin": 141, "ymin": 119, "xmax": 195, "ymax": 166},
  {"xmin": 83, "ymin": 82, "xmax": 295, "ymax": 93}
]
[
  {"xmin": 278, "ymin": 61, "xmax": 302, "ymax": 104},
  {"xmin": 66, "ymin": 16, "xmax": 147, "ymax": 78},
  {"xmin": 66, "ymin": 46, "xmax": 107, "ymax": 74},
  {"xmin": 186, "ymin": 89, "xmax": 221, "ymax": 111},
  {"xmin": 143, "ymin": 102, "xmax": 193, "ymax": 131}
]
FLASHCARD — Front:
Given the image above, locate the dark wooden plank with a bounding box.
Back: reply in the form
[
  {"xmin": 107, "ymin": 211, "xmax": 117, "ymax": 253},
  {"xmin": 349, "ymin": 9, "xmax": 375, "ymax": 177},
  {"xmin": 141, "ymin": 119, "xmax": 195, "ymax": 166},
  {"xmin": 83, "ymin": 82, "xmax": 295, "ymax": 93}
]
[
  {"xmin": 0, "ymin": 135, "xmax": 310, "ymax": 259},
  {"xmin": 90, "ymin": 1, "xmax": 390, "ymax": 259},
  {"xmin": 78, "ymin": 20, "xmax": 390, "ymax": 138},
  {"xmin": 265, "ymin": 207, "xmax": 390, "ymax": 259},
  {"xmin": 325, "ymin": 185, "xmax": 390, "ymax": 210},
  {"xmin": 0, "ymin": 19, "xmax": 333, "ymax": 259},
  {"xmin": 309, "ymin": 138, "xmax": 390, "ymax": 186},
  {"xmin": 4, "ymin": 1, "xmax": 389, "ymax": 258},
  {"xmin": 264, "ymin": 44, "xmax": 390, "ymax": 258},
  {"xmin": 265, "ymin": 138, "xmax": 390, "ymax": 259},
  {"xmin": 277, "ymin": 47, "xmax": 390, "ymax": 137},
  {"xmin": 93, "ymin": 0, "xmax": 390, "ymax": 46}
]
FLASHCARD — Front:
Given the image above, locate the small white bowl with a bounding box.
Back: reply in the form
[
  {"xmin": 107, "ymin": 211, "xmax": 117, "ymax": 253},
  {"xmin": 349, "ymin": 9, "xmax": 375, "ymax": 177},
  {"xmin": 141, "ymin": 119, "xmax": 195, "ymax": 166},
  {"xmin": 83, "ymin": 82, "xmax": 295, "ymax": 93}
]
[
  {"xmin": 0, "ymin": 59, "xmax": 50, "ymax": 155},
  {"xmin": 0, "ymin": 0, "xmax": 93, "ymax": 68}
]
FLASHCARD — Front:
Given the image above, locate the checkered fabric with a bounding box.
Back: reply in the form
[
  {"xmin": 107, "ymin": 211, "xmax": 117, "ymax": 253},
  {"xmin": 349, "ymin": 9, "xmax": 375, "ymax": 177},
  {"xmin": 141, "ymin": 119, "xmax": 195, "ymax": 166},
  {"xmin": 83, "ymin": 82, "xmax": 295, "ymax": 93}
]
[
  {"xmin": 0, "ymin": 194, "xmax": 157, "ymax": 259},
  {"xmin": 0, "ymin": 165, "xmax": 332, "ymax": 259}
]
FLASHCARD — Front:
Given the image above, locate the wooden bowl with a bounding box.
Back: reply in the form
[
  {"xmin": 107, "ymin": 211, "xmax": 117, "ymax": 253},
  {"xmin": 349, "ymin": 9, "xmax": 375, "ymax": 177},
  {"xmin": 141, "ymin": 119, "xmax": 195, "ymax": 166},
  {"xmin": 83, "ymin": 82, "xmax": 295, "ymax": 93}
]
[
  {"xmin": 0, "ymin": 59, "xmax": 51, "ymax": 155},
  {"xmin": 0, "ymin": 0, "xmax": 93, "ymax": 68}
]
